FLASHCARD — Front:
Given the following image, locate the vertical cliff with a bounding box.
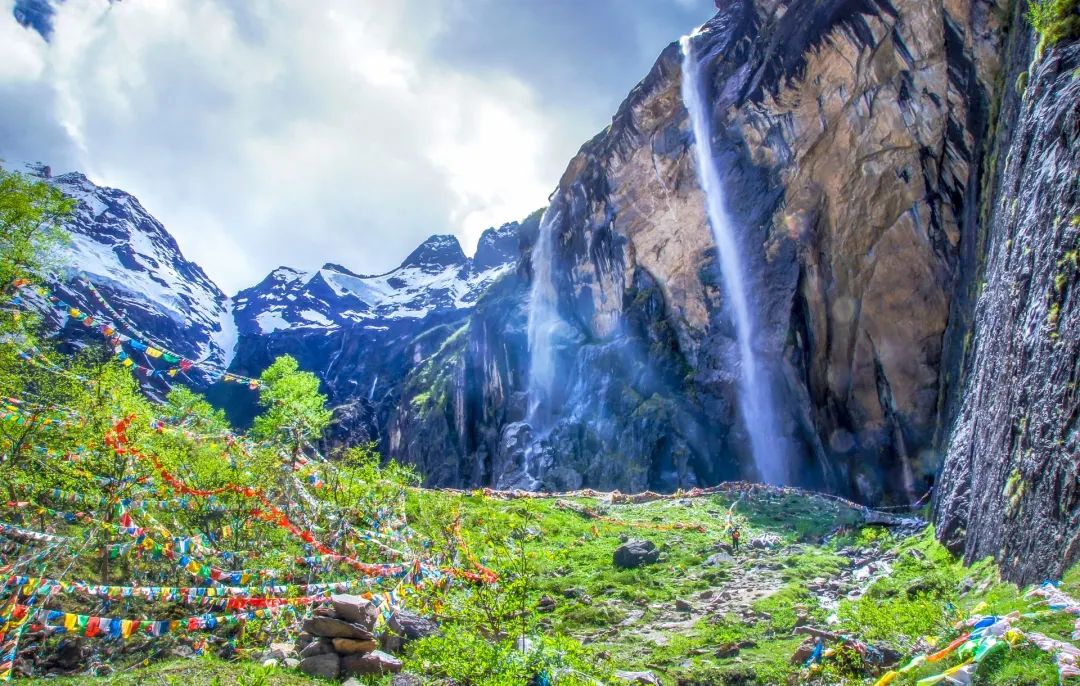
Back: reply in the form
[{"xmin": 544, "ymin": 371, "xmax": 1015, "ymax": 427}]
[
  {"xmin": 935, "ymin": 22, "xmax": 1080, "ymax": 584},
  {"xmin": 389, "ymin": 0, "xmax": 1014, "ymax": 500}
]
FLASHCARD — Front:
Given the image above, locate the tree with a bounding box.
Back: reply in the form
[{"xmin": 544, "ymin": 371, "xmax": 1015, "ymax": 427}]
[
  {"xmin": 253, "ymin": 355, "xmax": 332, "ymax": 461},
  {"xmin": 0, "ymin": 167, "xmax": 73, "ymax": 288}
]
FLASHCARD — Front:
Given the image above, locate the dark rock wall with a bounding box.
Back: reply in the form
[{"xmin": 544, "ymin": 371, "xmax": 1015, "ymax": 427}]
[{"xmin": 935, "ymin": 34, "xmax": 1080, "ymax": 584}]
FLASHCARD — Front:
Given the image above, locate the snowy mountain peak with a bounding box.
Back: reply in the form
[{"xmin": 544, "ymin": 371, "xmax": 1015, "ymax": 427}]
[
  {"xmin": 4, "ymin": 161, "xmax": 238, "ymax": 374},
  {"xmin": 399, "ymin": 234, "xmax": 467, "ymax": 271}
]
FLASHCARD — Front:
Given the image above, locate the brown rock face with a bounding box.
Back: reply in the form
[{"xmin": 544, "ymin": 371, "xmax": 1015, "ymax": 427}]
[
  {"xmin": 485, "ymin": 0, "xmax": 1006, "ymax": 498},
  {"xmin": 332, "ymin": 638, "xmax": 379, "ymax": 655}
]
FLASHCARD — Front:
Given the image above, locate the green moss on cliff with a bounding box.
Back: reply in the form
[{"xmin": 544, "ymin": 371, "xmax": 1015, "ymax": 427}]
[{"xmin": 1029, "ymin": 0, "xmax": 1080, "ymax": 55}]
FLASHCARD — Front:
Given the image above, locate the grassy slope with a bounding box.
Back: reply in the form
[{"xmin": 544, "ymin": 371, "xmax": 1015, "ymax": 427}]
[{"xmin": 17, "ymin": 488, "xmax": 1080, "ymax": 685}]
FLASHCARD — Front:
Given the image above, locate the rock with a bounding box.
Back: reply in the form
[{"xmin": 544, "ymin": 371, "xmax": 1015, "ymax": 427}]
[
  {"xmin": 342, "ymin": 650, "xmax": 403, "ymax": 676},
  {"xmin": 333, "ymin": 637, "xmax": 379, "ymax": 654},
  {"xmin": 704, "ymin": 552, "xmax": 734, "ymax": 566},
  {"xmin": 516, "ymin": 636, "xmax": 535, "ymax": 653},
  {"xmin": 296, "ymin": 633, "xmax": 314, "ymax": 649},
  {"xmin": 387, "ymin": 610, "xmax": 438, "ymax": 641},
  {"xmin": 299, "ymin": 639, "xmax": 334, "ymax": 658},
  {"xmin": 537, "ymin": 595, "xmax": 557, "ymax": 613},
  {"xmin": 302, "ymin": 616, "xmax": 374, "ymax": 640},
  {"xmin": 342, "ymin": 679, "xmax": 363, "ymax": 686},
  {"xmin": 299, "ymin": 652, "xmax": 340, "ymax": 679},
  {"xmin": 716, "ymin": 643, "xmax": 741, "ymax": 658},
  {"xmin": 790, "ymin": 637, "xmax": 818, "ymax": 665},
  {"xmin": 389, "ymin": 675, "xmax": 424, "ymax": 686},
  {"xmin": 261, "ymin": 658, "xmax": 278, "ymax": 668},
  {"xmin": 674, "ymin": 598, "xmax": 692, "ymax": 613},
  {"xmin": 613, "ymin": 540, "xmax": 659, "ymax": 568},
  {"xmin": 331, "ymin": 594, "xmax": 379, "ymax": 631},
  {"xmin": 283, "ymin": 658, "xmax": 300, "ymax": 669},
  {"xmin": 613, "ymin": 670, "xmax": 661, "ymax": 685},
  {"xmin": 264, "ymin": 641, "xmax": 296, "ymax": 661}
]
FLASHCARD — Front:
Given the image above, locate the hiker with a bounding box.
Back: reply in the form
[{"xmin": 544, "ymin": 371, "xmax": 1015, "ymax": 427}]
[{"xmin": 730, "ymin": 525, "xmax": 741, "ymax": 553}]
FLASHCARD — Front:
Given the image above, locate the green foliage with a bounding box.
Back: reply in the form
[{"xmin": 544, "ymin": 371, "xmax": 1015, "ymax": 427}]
[
  {"xmin": 0, "ymin": 167, "xmax": 73, "ymax": 287},
  {"xmin": 407, "ymin": 632, "xmax": 604, "ymax": 686},
  {"xmin": 1029, "ymin": 0, "xmax": 1080, "ymax": 54},
  {"xmin": 252, "ymin": 354, "xmax": 332, "ymax": 451}
]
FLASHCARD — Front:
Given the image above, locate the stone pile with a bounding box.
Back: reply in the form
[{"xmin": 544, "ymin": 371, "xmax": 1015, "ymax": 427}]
[{"xmin": 296, "ymin": 594, "xmax": 409, "ymax": 680}]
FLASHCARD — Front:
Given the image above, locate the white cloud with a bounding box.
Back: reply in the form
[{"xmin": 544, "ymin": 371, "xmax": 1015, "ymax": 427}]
[{"xmin": 0, "ymin": 0, "xmax": 568, "ymax": 292}]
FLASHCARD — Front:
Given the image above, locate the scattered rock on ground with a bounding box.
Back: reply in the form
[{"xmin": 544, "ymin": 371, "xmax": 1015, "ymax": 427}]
[
  {"xmin": 613, "ymin": 540, "xmax": 659, "ymax": 568},
  {"xmin": 613, "ymin": 669, "xmax": 662, "ymax": 685}
]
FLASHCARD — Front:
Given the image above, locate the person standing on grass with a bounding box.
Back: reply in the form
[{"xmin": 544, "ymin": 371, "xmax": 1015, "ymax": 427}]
[{"xmin": 730, "ymin": 524, "xmax": 741, "ymax": 553}]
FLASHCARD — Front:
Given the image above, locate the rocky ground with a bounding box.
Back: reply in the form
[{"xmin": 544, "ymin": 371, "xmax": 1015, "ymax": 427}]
[{"xmin": 15, "ymin": 485, "xmax": 1080, "ymax": 685}]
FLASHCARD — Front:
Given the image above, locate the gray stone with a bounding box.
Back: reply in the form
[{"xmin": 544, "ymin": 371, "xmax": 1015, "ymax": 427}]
[
  {"xmin": 613, "ymin": 540, "xmax": 659, "ymax": 568},
  {"xmin": 388, "ymin": 609, "xmax": 438, "ymax": 640},
  {"xmin": 675, "ymin": 598, "xmax": 692, "ymax": 613},
  {"xmin": 299, "ymin": 638, "xmax": 334, "ymax": 658},
  {"xmin": 342, "ymin": 650, "xmax": 403, "ymax": 676},
  {"xmin": 299, "ymin": 652, "xmax": 340, "ymax": 679},
  {"xmin": 331, "ymin": 594, "xmax": 379, "ymax": 631},
  {"xmin": 613, "ymin": 670, "xmax": 661, "ymax": 685},
  {"xmin": 390, "ymin": 675, "xmax": 424, "ymax": 686},
  {"xmin": 283, "ymin": 658, "xmax": 300, "ymax": 669},
  {"xmin": 705, "ymin": 552, "xmax": 735, "ymax": 566},
  {"xmin": 302, "ymin": 616, "xmax": 374, "ymax": 640}
]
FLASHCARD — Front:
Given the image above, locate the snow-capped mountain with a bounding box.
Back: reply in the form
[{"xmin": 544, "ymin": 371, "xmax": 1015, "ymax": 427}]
[
  {"xmin": 11, "ymin": 160, "xmax": 534, "ymax": 440},
  {"xmin": 14, "ymin": 163, "xmax": 236, "ymax": 380},
  {"xmin": 224, "ymin": 219, "xmax": 533, "ymax": 436},
  {"xmin": 233, "ymin": 229, "xmax": 518, "ymax": 337}
]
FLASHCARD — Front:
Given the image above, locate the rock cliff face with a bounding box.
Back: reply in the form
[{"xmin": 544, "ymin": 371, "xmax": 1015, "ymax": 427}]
[
  {"xmin": 935, "ymin": 33, "xmax": 1080, "ymax": 584},
  {"xmin": 391, "ymin": 0, "xmax": 1011, "ymax": 500}
]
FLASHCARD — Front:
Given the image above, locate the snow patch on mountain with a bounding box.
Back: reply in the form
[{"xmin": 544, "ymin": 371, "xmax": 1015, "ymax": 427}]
[
  {"xmin": 234, "ymin": 227, "xmax": 520, "ymax": 337},
  {"xmin": 8, "ymin": 162, "xmax": 237, "ymax": 373}
]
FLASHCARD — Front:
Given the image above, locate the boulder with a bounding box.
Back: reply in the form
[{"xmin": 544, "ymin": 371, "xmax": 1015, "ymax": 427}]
[
  {"xmin": 342, "ymin": 650, "xmax": 403, "ymax": 676},
  {"xmin": 333, "ymin": 637, "xmax": 379, "ymax": 655},
  {"xmin": 299, "ymin": 639, "xmax": 334, "ymax": 658},
  {"xmin": 674, "ymin": 598, "xmax": 692, "ymax": 613},
  {"xmin": 388, "ymin": 609, "xmax": 438, "ymax": 640},
  {"xmin": 331, "ymin": 594, "xmax": 379, "ymax": 631},
  {"xmin": 613, "ymin": 670, "xmax": 661, "ymax": 685},
  {"xmin": 705, "ymin": 552, "xmax": 735, "ymax": 566},
  {"xmin": 389, "ymin": 675, "xmax": 424, "ymax": 686},
  {"xmin": 302, "ymin": 616, "xmax": 374, "ymax": 640},
  {"xmin": 613, "ymin": 540, "xmax": 659, "ymax": 568},
  {"xmin": 299, "ymin": 652, "xmax": 340, "ymax": 679}
]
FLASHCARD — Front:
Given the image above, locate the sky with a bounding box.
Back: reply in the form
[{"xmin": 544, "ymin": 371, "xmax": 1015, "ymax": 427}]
[{"xmin": 0, "ymin": 0, "xmax": 715, "ymax": 293}]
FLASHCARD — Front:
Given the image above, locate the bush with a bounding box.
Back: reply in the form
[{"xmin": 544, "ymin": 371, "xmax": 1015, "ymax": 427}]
[
  {"xmin": 407, "ymin": 632, "xmax": 606, "ymax": 686},
  {"xmin": 1028, "ymin": 0, "xmax": 1080, "ymax": 49}
]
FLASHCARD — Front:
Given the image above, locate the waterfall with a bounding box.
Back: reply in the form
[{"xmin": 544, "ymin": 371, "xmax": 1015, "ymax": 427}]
[
  {"xmin": 368, "ymin": 374, "xmax": 378, "ymax": 401},
  {"xmin": 680, "ymin": 33, "xmax": 788, "ymax": 485},
  {"xmin": 526, "ymin": 207, "xmax": 561, "ymax": 426}
]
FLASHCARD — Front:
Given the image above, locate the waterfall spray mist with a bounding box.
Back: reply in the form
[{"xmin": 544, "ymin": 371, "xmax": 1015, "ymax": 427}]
[{"xmin": 680, "ymin": 33, "xmax": 788, "ymax": 485}]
